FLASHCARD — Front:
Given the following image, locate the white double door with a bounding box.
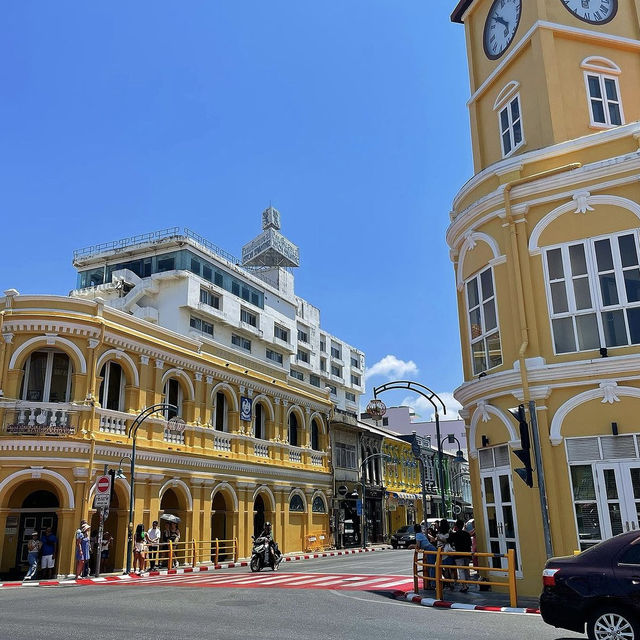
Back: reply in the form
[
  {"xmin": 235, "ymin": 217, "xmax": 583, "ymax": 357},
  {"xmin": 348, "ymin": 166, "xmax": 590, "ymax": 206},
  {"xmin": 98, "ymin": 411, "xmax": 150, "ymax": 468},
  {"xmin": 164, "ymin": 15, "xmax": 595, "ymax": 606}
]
[
  {"xmin": 595, "ymin": 461, "xmax": 640, "ymax": 537},
  {"xmin": 480, "ymin": 468, "xmax": 521, "ymax": 573}
]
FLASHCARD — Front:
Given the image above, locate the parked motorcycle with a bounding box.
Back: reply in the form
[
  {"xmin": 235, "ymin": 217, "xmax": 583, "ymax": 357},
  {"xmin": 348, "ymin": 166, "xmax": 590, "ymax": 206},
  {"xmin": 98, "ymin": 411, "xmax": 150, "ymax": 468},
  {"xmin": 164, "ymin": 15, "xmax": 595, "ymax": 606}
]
[{"xmin": 250, "ymin": 535, "xmax": 282, "ymax": 572}]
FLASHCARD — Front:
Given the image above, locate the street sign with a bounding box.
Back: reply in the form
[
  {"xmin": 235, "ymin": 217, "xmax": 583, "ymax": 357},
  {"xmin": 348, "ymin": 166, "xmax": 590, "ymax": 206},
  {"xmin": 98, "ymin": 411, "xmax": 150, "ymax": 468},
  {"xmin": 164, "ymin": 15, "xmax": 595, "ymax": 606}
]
[
  {"xmin": 337, "ymin": 485, "xmax": 348, "ymax": 496},
  {"xmin": 94, "ymin": 474, "xmax": 111, "ymax": 508},
  {"xmin": 356, "ymin": 499, "xmax": 362, "ymax": 516}
]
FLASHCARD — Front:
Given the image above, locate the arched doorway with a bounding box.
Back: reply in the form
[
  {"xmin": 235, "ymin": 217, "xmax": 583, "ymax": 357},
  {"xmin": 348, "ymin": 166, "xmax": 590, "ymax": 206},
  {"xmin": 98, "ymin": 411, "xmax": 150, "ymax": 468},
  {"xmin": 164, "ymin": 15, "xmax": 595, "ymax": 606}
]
[
  {"xmin": 253, "ymin": 495, "xmax": 265, "ymax": 537},
  {"xmin": 15, "ymin": 490, "xmax": 59, "ymax": 572},
  {"xmin": 211, "ymin": 492, "xmax": 230, "ymax": 561}
]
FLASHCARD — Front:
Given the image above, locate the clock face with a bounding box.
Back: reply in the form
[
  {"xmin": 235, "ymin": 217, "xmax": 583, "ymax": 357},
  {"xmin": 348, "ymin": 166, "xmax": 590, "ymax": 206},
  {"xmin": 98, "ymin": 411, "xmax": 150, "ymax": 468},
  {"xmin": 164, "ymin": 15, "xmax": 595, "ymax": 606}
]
[
  {"xmin": 560, "ymin": 0, "xmax": 617, "ymax": 24},
  {"xmin": 483, "ymin": 0, "xmax": 522, "ymax": 60}
]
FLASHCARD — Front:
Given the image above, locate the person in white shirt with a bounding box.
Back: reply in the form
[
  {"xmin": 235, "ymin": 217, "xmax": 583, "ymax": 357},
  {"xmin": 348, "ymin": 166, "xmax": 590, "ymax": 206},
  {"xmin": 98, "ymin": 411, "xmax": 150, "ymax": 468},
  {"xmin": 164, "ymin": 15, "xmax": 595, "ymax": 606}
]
[{"xmin": 147, "ymin": 521, "xmax": 161, "ymax": 570}]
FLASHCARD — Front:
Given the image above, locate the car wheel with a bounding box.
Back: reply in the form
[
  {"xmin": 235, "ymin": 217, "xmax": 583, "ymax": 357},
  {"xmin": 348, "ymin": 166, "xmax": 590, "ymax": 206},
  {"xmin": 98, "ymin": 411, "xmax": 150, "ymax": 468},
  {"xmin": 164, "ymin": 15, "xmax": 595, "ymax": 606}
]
[{"xmin": 587, "ymin": 607, "xmax": 640, "ymax": 640}]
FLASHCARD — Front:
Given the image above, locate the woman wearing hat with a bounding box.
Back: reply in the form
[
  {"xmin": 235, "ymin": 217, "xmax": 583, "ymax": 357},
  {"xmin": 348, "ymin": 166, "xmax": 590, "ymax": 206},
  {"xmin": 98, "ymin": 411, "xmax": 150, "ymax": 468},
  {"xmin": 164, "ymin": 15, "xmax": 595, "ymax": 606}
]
[
  {"xmin": 23, "ymin": 531, "xmax": 42, "ymax": 581},
  {"xmin": 75, "ymin": 522, "xmax": 91, "ymax": 579}
]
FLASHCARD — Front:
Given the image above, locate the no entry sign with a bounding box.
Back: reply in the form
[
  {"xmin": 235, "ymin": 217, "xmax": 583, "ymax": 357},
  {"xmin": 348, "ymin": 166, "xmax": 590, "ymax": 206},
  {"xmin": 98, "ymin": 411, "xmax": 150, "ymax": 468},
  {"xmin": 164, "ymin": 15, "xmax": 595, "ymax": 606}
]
[{"xmin": 94, "ymin": 474, "xmax": 111, "ymax": 508}]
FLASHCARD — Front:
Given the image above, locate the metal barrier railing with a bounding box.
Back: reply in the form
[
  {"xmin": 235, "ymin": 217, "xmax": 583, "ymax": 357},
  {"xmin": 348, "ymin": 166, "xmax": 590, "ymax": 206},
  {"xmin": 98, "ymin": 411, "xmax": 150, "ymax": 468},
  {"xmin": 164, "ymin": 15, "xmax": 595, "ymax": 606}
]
[
  {"xmin": 150, "ymin": 538, "xmax": 238, "ymax": 569},
  {"xmin": 304, "ymin": 531, "xmax": 331, "ymax": 552},
  {"xmin": 412, "ymin": 547, "xmax": 518, "ymax": 607}
]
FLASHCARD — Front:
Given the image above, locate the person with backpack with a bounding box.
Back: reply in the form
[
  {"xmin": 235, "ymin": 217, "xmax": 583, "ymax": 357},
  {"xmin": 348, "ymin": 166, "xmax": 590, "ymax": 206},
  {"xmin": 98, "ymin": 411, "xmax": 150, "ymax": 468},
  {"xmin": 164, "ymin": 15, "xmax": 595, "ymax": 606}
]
[{"xmin": 450, "ymin": 518, "xmax": 472, "ymax": 592}]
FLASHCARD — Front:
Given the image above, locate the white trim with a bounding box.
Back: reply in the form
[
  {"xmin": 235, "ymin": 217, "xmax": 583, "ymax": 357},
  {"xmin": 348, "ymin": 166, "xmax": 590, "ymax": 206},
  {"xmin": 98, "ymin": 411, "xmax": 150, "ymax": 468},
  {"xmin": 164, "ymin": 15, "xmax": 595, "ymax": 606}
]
[
  {"xmin": 210, "ymin": 382, "xmax": 239, "ymax": 413},
  {"xmin": 309, "ymin": 411, "xmax": 327, "ymax": 435},
  {"xmin": 528, "ymin": 195, "xmax": 640, "ymax": 253},
  {"xmin": 493, "ymin": 81, "xmax": 520, "ymax": 111},
  {"xmin": 253, "ymin": 485, "xmax": 276, "ymax": 511},
  {"xmin": 310, "ymin": 490, "xmax": 328, "ymax": 513},
  {"xmin": 210, "ymin": 482, "xmax": 239, "ymax": 511},
  {"xmin": 456, "ymin": 232, "xmax": 502, "ymax": 291},
  {"xmin": 0, "ymin": 468, "xmax": 75, "ymax": 509},
  {"xmin": 287, "ymin": 405, "xmax": 307, "ymax": 433},
  {"xmin": 252, "ymin": 394, "xmax": 275, "ymax": 422},
  {"xmin": 158, "ymin": 478, "xmax": 193, "ymax": 510},
  {"xmin": 288, "ymin": 488, "xmax": 308, "ymax": 512},
  {"xmin": 9, "ymin": 335, "xmax": 87, "ymax": 374},
  {"xmin": 96, "ymin": 349, "xmax": 140, "ymax": 387},
  {"xmin": 469, "ymin": 403, "xmax": 519, "ymax": 459},
  {"xmin": 581, "ymin": 56, "xmax": 621, "ymax": 75},
  {"xmin": 550, "ymin": 383, "xmax": 640, "ymax": 445},
  {"xmin": 161, "ymin": 368, "xmax": 195, "ymax": 402}
]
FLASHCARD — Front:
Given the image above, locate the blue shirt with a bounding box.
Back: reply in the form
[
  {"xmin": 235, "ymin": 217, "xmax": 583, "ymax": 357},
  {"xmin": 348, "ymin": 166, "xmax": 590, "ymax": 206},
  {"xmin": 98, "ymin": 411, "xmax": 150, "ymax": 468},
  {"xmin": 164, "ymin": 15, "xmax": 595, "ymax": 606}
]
[
  {"xmin": 415, "ymin": 532, "xmax": 436, "ymax": 551},
  {"xmin": 41, "ymin": 533, "xmax": 57, "ymax": 556}
]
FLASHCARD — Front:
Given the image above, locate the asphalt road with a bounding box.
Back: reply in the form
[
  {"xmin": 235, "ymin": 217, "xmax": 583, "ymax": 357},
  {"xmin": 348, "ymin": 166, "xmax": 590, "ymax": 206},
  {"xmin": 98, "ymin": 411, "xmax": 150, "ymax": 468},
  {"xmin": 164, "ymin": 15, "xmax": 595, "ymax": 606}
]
[{"xmin": 0, "ymin": 551, "xmax": 585, "ymax": 640}]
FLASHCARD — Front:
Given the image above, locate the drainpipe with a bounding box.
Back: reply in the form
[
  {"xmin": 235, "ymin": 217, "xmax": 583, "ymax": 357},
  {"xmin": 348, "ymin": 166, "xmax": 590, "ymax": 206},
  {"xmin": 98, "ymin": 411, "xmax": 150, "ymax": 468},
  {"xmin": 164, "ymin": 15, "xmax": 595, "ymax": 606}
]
[{"xmin": 502, "ymin": 162, "xmax": 580, "ymax": 559}]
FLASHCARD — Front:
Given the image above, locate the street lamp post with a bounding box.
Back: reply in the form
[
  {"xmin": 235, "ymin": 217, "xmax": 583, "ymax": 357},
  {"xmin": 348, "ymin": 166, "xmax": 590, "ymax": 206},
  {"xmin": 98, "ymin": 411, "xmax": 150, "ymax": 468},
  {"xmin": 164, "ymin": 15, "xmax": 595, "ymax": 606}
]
[
  {"xmin": 368, "ymin": 381, "xmax": 447, "ymax": 517},
  {"xmin": 117, "ymin": 403, "xmax": 177, "ymax": 575},
  {"xmin": 440, "ymin": 434, "xmax": 467, "ymax": 517},
  {"xmin": 359, "ymin": 452, "xmax": 390, "ymax": 549}
]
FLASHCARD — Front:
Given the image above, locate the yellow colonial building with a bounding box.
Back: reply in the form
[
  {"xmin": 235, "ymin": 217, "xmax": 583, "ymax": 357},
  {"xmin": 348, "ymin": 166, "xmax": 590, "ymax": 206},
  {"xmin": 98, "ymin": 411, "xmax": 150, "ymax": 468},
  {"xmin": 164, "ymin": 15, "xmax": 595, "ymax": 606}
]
[
  {"xmin": 449, "ymin": 0, "xmax": 640, "ymax": 594},
  {"xmin": 0, "ymin": 216, "xmax": 365, "ymax": 579}
]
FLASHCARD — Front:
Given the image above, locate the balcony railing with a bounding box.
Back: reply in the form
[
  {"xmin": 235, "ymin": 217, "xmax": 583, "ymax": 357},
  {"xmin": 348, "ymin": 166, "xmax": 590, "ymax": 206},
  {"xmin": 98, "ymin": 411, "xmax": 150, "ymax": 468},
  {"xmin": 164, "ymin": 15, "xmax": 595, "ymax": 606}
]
[
  {"xmin": 97, "ymin": 408, "xmax": 131, "ymax": 436},
  {"xmin": 164, "ymin": 429, "xmax": 185, "ymax": 445},
  {"xmin": 2, "ymin": 402, "xmax": 77, "ymax": 436},
  {"xmin": 213, "ymin": 432, "xmax": 232, "ymax": 452},
  {"xmin": 253, "ymin": 442, "xmax": 269, "ymax": 458},
  {"xmin": 311, "ymin": 452, "xmax": 323, "ymax": 466},
  {"xmin": 289, "ymin": 449, "xmax": 302, "ymax": 463}
]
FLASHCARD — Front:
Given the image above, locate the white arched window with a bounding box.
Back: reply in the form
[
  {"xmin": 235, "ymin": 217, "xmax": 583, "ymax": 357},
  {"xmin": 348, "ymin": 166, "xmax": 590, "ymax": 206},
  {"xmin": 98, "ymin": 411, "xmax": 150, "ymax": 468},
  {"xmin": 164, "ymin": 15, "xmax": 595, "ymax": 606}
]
[
  {"xmin": 99, "ymin": 362, "xmax": 125, "ymax": 411},
  {"xmin": 21, "ymin": 350, "xmax": 72, "ymax": 403},
  {"xmin": 493, "ymin": 81, "xmax": 524, "ymax": 158},
  {"xmin": 581, "ymin": 57, "xmax": 624, "ymax": 128},
  {"xmin": 288, "ymin": 412, "xmax": 299, "ymax": 447}
]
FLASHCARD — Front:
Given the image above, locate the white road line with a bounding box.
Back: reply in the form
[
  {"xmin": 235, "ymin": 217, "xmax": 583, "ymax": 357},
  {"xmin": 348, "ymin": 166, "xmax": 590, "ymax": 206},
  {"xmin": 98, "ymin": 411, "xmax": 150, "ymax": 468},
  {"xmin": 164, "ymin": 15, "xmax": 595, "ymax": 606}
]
[{"xmin": 366, "ymin": 578, "xmax": 414, "ymax": 588}]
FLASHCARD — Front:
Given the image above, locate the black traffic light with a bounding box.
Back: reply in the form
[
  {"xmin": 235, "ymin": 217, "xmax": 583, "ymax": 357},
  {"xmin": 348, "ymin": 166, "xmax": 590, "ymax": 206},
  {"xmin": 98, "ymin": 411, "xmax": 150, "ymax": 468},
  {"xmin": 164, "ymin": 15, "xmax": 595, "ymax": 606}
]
[{"xmin": 509, "ymin": 404, "xmax": 533, "ymax": 488}]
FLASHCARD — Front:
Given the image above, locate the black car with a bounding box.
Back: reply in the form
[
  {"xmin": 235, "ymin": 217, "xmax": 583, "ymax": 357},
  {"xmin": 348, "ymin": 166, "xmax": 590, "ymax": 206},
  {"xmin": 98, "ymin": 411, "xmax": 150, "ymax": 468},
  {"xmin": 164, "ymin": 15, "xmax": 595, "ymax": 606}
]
[
  {"xmin": 390, "ymin": 525, "xmax": 416, "ymax": 549},
  {"xmin": 540, "ymin": 530, "xmax": 640, "ymax": 639}
]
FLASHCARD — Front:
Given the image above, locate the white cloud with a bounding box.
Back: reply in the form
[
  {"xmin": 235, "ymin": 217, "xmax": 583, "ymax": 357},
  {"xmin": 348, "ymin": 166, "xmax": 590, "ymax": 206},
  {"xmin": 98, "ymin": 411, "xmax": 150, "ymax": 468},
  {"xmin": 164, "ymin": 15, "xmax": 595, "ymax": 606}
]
[
  {"xmin": 365, "ymin": 354, "xmax": 419, "ymax": 381},
  {"xmin": 400, "ymin": 392, "xmax": 462, "ymax": 421}
]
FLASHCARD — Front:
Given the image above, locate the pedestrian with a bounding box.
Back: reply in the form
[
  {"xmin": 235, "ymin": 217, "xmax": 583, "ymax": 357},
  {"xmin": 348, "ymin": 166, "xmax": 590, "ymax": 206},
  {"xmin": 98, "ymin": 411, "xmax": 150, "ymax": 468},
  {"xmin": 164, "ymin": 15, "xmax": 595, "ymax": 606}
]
[
  {"xmin": 23, "ymin": 531, "xmax": 42, "ymax": 581},
  {"xmin": 133, "ymin": 523, "xmax": 147, "ymax": 575},
  {"xmin": 40, "ymin": 526, "xmax": 57, "ymax": 579},
  {"xmin": 168, "ymin": 521, "xmax": 180, "ymax": 568},
  {"xmin": 436, "ymin": 519, "xmax": 456, "ymax": 589},
  {"xmin": 100, "ymin": 532, "xmax": 112, "ymax": 572},
  {"xmin": 160, "ymin": 522, "xmax": 171, "ymax": 568},
  {"xmin": 450, "ymin": 518, "xmax": 472, "ymax": 592},
  {"xmin": 75, "ymin": 522, "xmax": 91, "ymax": 579},
  {"xmin": 410, "ymin": 523, "xmax": 436, "ymax": 588},
  {"xmin": 464, "ymin": 518, "xmax": 477, "ymax": 567},
  {"xmin": 147, "ymin": 520, "xmax": 161, "ymax": 570}
]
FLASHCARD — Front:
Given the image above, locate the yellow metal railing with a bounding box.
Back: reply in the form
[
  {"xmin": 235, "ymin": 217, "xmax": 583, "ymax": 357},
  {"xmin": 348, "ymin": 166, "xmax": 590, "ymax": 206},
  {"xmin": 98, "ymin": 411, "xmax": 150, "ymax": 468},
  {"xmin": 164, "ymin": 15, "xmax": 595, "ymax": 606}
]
[
  {"xmin": 152, "ymin": 538, "xmax": 238, "ymax": 569},
  {"xmin": 304, "ymin": 531, "xmax": 331, "ymax": 552},
  {"xmin": 412, "ymin": 547, "xmax": 518, "ymax": 607}
]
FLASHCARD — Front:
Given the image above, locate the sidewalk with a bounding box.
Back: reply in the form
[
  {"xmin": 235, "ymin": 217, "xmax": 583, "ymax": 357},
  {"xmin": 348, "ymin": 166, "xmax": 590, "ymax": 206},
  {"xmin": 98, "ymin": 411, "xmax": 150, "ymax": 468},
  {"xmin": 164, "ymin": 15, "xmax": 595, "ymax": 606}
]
[
  {"xmin": 395, "ymin": 581, "xmax": 541, "ymax": 615},
  {"xmin": 0, "ymin": 544, "xmax": 392, "ymax": 589}
]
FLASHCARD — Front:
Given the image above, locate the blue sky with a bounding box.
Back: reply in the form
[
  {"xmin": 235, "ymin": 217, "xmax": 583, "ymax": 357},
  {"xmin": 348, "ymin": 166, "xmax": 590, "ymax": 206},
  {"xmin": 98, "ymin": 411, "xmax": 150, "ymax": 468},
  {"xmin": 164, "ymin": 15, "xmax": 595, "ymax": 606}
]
[{"xmin": 0, "ymin": 2, "xmax": 472, "ymax": 417}]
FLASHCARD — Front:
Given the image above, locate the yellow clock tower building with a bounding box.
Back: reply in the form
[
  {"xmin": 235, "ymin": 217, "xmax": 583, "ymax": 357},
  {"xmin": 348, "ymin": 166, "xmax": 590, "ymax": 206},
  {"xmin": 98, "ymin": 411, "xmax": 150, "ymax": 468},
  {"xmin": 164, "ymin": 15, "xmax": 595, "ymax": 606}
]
[{"xmin": 449, "ymin": 0, "xmax": 640, "ymax": 594}]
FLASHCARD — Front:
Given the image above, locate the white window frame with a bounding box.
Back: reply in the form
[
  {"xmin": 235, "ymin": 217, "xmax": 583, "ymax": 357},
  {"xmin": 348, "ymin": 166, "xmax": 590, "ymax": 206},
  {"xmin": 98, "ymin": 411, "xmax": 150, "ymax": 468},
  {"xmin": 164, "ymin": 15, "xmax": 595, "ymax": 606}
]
[
  {"xmin": 190, "ymin": 315, "xmax": 214, "ymax": 337},
  {"xmin": 100, "ymin": 361, "xmax": 125, "ymax": 411},
  {"xmin": 465, "ymin": 266, "xmax": 502, "ymax": 375},
  {"xmin": 21, "ymin": 350, "xmax": 72, "ymax": 403},
  {"xmin": 543, "ymin": 230, "xmax": 640, "ymax": 355},
  {"xmin": 290, "ymin": 369, "xmax": 304, "ymax": 381},
  {"xmin": 213, "ymin": 391, "xmax": 228, "ymax": 432},
  {"xmin": 581, "ymin": 56, "xmax": 624, "ymax": 129},
  {"xmin": 240, "ymin": 308, "xmax": 258, "ymax": 328},
  {"xmin": 231, "ymin": 334, "xmax": 251, "ymax": 352},
  {"xmin": 199, "ymin": 287, "xmax": 221, "ymax": 310},
  {"xmin": 497, "ymin": 94, "xmax": 524, "ymax": 158},
  {"xmin": 266, "ymin": 348, "xmax": 283, "ymax": 365},
  {"xmin": 297, "ymin": 348, "xmax": 309, "ymax": 363},
  {"xmin": 274, "ymin": 324, "xmax": 289, "ymax": 343}
]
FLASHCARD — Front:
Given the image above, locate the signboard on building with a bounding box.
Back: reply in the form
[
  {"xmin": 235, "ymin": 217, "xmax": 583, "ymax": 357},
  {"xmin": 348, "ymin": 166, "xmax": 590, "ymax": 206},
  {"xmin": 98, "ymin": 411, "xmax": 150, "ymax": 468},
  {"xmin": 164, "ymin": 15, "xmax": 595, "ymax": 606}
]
[
  {"xmin": 240, "ymin": 396, "xmax": 252, "ymax": 422},
  {"xmin": 411, "ymin": 434, "xmax": 431, "ymax": 458}
]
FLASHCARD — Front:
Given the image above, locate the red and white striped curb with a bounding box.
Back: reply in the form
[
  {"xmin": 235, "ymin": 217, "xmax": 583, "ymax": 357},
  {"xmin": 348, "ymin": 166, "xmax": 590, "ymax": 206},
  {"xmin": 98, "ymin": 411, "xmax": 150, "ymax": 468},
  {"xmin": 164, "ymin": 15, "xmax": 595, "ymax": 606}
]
[
  {"xmin": 0, "ymin": 546, "xmax": 391, "ymax": 589},
  {"xmin": 394, "ymin": 591, "xmax": 540, "ymax": 615}
]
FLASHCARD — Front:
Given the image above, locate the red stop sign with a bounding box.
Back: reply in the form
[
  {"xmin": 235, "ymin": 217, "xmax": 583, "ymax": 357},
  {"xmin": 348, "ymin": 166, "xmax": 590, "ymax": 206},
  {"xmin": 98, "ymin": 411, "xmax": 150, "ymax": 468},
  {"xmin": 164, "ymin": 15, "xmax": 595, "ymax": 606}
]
[{"xmin": 97, "ymin": 476, "xmax": 110, "ymax": 493}]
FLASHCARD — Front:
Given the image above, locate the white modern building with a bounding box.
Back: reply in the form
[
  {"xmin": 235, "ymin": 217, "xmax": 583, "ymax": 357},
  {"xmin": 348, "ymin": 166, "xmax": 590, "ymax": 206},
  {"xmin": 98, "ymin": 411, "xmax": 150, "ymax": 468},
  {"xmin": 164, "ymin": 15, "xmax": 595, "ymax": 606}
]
[{"xmin": 71, "ymin": 207, "xmax": 365, "ymax": 414}]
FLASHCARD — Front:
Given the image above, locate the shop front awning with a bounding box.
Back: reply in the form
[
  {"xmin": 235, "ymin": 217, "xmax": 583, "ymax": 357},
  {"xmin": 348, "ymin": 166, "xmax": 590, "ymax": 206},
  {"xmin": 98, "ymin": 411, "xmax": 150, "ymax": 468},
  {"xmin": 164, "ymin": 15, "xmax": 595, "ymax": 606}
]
[{"xmin": 387, "ymin": 491, "xmax": 425, "ymax": 502}]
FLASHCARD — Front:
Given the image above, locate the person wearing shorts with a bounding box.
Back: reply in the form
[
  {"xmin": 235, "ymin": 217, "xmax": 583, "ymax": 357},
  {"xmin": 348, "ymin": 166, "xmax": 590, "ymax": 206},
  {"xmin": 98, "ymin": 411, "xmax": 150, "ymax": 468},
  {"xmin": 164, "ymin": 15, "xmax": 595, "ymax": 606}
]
[{"xmin": 40, "ymin": 527, "xmax": 57, "ymax": 579}]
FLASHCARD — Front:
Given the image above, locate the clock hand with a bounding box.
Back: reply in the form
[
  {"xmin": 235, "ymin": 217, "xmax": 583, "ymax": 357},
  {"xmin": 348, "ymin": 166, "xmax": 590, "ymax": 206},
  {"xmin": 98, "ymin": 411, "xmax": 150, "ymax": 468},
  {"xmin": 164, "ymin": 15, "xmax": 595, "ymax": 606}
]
[{"xmin": 492, "ymin": 15, "xmax": 509, "ymax": 29}]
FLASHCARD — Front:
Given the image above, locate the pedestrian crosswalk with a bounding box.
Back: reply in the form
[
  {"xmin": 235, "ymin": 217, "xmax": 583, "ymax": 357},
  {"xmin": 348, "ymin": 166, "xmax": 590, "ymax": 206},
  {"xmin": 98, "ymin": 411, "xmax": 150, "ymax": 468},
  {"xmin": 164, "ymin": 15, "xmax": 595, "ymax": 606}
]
[{"xmin": 99, "ymin": 571, "xmax": 414, "ymax": 591}]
